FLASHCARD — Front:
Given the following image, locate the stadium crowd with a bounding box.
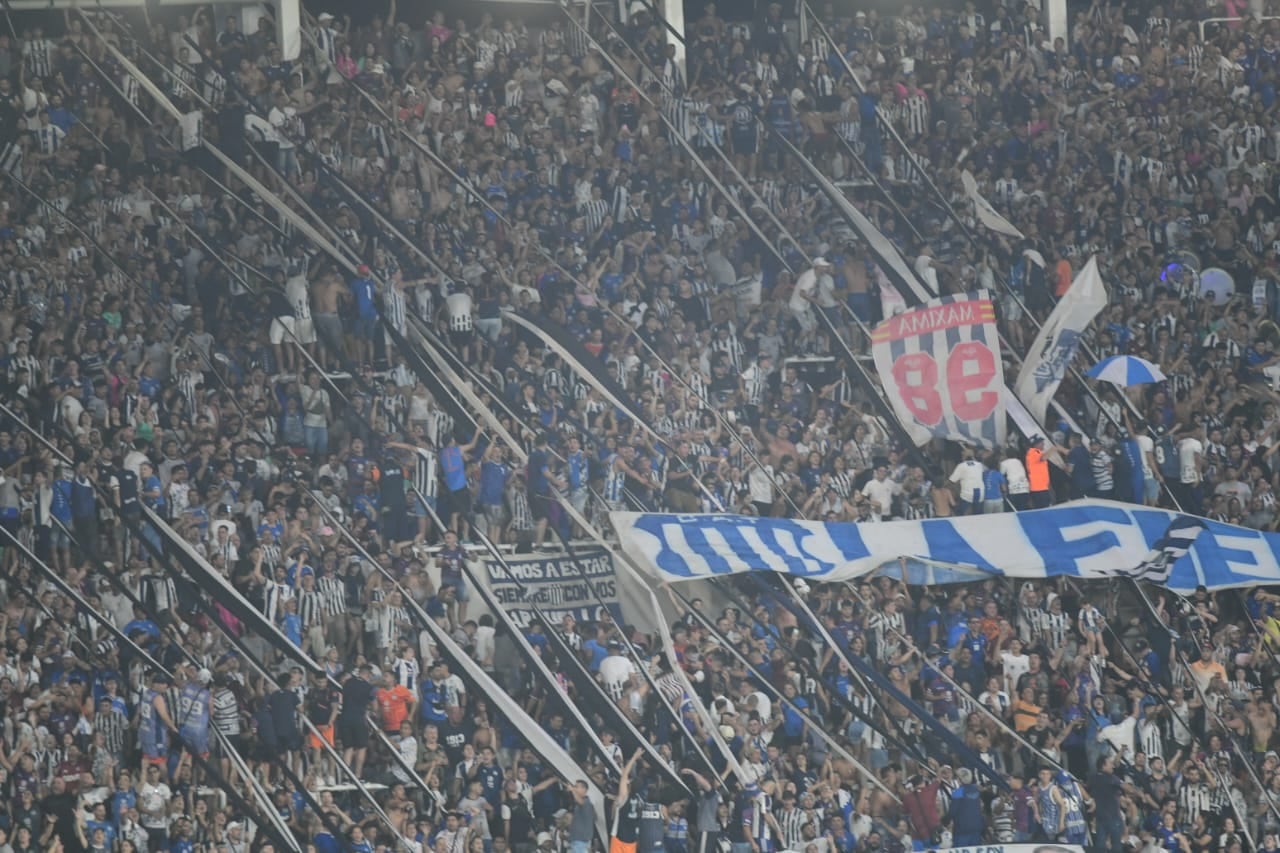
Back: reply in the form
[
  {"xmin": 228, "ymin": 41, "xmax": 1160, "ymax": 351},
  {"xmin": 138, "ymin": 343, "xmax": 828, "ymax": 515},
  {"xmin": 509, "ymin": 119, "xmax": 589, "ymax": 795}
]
[{"xmin": 7, "ymin": 0, "xmax": 1280, "ymax": 852}]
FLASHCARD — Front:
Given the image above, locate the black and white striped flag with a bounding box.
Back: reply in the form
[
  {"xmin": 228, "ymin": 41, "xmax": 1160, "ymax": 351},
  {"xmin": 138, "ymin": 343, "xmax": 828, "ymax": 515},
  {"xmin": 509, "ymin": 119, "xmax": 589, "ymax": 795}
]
[
  {"xmin": 1102, "ymin": 516, "xmax": 1207, "ymax": 584},
  {"xmin": 0, "ymin": 140, "xmax": 23, "ymax": 177}
]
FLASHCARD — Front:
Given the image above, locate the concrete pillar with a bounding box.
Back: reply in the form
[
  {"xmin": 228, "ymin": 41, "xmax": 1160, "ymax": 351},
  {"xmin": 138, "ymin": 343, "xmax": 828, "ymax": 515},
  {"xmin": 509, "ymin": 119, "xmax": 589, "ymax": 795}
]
[
  {"xmin": 1045, "ymin": 0, "xmax": 1069, "ymax": 47},
  {"xmin": 276, "ymin": 0, "xmax": 301, "ymax": 62},
  {"xmin": 656, "ymin": 0, "xmax": 686, "ymax": 72}
]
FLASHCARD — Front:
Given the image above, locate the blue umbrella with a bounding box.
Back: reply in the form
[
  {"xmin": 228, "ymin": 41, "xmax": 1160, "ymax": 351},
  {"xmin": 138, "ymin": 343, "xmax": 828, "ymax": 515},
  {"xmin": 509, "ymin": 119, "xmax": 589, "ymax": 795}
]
[{"xmin": 1085, "ymin": 355, "xmax": 1167, "ymax": 387}]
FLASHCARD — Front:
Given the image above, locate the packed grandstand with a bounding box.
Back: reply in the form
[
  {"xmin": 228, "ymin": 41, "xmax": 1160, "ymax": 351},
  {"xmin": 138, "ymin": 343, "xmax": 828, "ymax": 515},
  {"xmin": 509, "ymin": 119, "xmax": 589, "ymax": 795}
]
[{"xmin": 1, "ymin": 0, "xmax": 1279, "ymax": 852}]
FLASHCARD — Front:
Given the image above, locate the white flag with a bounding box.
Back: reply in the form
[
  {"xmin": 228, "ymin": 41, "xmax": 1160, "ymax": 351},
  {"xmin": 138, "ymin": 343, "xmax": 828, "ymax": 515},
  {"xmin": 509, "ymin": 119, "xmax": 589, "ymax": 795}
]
[
  {"xmin": 961, "ymin": 169, "xmax": 1025, "ymax": 239},
  {"xmin": 1014, "ymin": 256, "xmax": 1108, "ymax": 425},
  {"xmin": 179, "ymin": 111, "xmax": 203, "ymax": 152}
]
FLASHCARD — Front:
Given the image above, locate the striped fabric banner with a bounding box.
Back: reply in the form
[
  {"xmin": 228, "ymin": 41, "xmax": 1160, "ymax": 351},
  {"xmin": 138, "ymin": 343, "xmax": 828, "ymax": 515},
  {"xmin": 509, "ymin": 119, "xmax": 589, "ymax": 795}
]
[{"xmin": 871, "ymin": 291, "xmax": 1006, "ymax": 448}]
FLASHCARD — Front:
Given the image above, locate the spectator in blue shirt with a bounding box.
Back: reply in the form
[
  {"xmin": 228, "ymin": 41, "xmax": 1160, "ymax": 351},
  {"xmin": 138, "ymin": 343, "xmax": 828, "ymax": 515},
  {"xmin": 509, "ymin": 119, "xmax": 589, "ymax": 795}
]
[{"xmin": 349, "ymin": 264, "xmax": 378, "ymax": 364}]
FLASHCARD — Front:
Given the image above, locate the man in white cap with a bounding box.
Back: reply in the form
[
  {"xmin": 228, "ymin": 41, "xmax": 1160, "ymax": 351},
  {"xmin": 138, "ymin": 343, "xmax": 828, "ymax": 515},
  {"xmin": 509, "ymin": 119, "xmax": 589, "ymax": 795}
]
[
  {"xmin": 789, "ymin": 257, "xmax": 831, "ymax": 338},
  {"xmin": 314, "ymin": 13, "xmax": 344, "ymax": 86}
]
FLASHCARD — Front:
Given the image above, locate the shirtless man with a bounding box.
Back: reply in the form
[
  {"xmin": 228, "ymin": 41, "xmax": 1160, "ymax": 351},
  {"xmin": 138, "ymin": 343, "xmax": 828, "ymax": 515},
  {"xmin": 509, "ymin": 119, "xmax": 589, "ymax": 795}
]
[
  {"xmin": 312, "ymin": 273, "xmax": 345, "ymax": 368},
  {"xmin": 1248, "ymin": 694, "xmax": 1276, "ymax": 759}
]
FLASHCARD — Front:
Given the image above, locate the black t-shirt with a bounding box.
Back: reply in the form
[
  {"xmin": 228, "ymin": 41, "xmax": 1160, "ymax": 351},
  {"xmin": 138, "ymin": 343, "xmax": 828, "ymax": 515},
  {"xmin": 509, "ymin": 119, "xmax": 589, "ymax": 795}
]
[
  {"xmin": 438, "ymin": 717, "xmax": 475, "ymax": 765},
  {"xmin": 613, "ymin": 793, "xmax": 644, "ymax": 843},
  {"xmin": 268, "ymin": 690, "xmax": 300, "ymax": 739},
  {"xmin": 341, "ymin": 676, "xmax": 375, "ymax": 722},
  {"xmin": 505, "ymin": 792, "xmax": 534, "ymax": 843},
  {"xmin": 307, "ymin": 685, "xmax": 340, "ymax": 725},
  {"xmin": 116, "ymin": 467, "xmax": 140, "ymax": 513},
  {"xmin": 42, "ymin": 792, "xmax": 83, "ymax": 853},
  {"xmin": 1090, "ymin": 771, "xmax": 1123, "ymax": 821},
  {"xmin": 379, "ymin": 460, "xmax": 407, "ymax": 513}
]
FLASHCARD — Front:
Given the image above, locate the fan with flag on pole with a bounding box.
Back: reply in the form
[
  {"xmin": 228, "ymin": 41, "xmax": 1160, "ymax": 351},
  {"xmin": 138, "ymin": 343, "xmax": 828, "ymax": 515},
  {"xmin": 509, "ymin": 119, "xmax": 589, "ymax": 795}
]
[{"xmin": 1085, "ymin": 355, "xmax": 1167, "ymax": 387}]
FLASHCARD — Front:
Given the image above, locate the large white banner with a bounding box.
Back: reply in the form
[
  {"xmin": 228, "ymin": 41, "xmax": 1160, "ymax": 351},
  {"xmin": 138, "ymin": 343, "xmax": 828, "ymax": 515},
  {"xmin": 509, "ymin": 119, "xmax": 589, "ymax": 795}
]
[
  {"xmin": 871, "ymin": 291, "xmax": 1006, "ymax": 448},
  {"xmin": 612, "ymin": 499, "xmax": 1280, "ymax": 593},
  {"xmin": 1014, "ymin": 256, "xmax": 1108, "ymax": 425}
]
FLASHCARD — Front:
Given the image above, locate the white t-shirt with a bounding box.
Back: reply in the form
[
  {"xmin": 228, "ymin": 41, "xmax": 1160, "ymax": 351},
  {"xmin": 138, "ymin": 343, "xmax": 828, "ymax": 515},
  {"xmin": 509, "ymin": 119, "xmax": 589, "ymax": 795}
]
[
  {"xmin": 914, "ymin": 255, "xmax": 940, "ymax": 293},
  {"xmin": 861, "ymin": 477, "xmax": 900, "ymax": 520},
  {"xmin": 1000, "ymin": 651, "xmax": 1030, "ymax": 691},
  {"xmin": 1000, "ymin": 458, "xmax": 1030, "ymax": 494},
  {"xmin": 599, "ymin": 654, "xmax": 635, "ymax": 690},
  {"xmin": 1136, "ymin": 434, "xmax": 1154, "ymax": 478},
  {"xmin": 815, "ymin": 273, "xmax": 839, "ymax": 308},
  {"xmin": 268, "ymin": 105, "xmax": 298, "ymax": 149},
  {"xmin": 789, "ymin": 269, "xmax": 817, "ymax": 314},
  {"xmin": 748, "ymin": 691, "xmax": 773, "ymax": 723},
  {"xmin": 748, "ymin": 464, "xmax": 775, "ymax": 503},
  {"xmin": 393, "ymin": 734, "xmax": 418, "ymax": 783},
  {"xmin": 1178, "ymin": 437, "xmax": 1203, "ymax": 484},
  {"xmin": 286, "ymin": 274, "xmax": 312, "ymax": 321},
  {"xmin": 139, "ymin": 782, "xmax": 172, "ymax": 828},
  {"xmin": 949, "ymin": 459, "xmax": 985, "ymax": 498}
]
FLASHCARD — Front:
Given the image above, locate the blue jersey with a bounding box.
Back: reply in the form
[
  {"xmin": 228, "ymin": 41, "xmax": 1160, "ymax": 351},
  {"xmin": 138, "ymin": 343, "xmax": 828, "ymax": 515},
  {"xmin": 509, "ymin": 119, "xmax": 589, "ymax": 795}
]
[
  {"xmin": 1058, "ymin": 779, "xmax": 1088, "ymax": 841},
  {"xmin": 351, "ymin": 277, "xmax": 377, "ymax": 317},
  {"xmin": 478, "ymin": 460, "xmax": 508, "ymax": 506},
  {"xmin": 86, "ymin": 819, "xmax": 116, "ymax": 849},
  {"xmin": 982, "ymin": 468, "xmax": 1005, "ymax": 501},
  {"xmin": 51, "ymin": 479, "xmax": 73, "ymax": 523},
  {"xmin": 1038, "ymin": 786, "xmax": 1060, "ymax": 837},
  {"xmin": 567, "ymin": 451, "xmax": 587, "ymax": 490},
  {"xmin": 420, "ymin": 679, "xmax": 447, "ymax": 723},
  {"xmin": 440, "ymin": 446, "xmax": 466, "ymax": 491},
  {"xmin": 111, "ymin": 789, "xmax": 136, "ymax": 826},
  {"xmin": 478, "ymin": 763, "xmax": 504, "ymax": 808},
  {"xmin": 138, "ymin": 688, "xmax": 168, "ymax": 757},
  {"xmin": 178, "ymin": 683, "xmax": 211, "ymax": 755},
  {"xmin": 71, "ymin": 477, "xmax": 96, "ymax": 519},
  {"xmin": 437, "ymin": 546, "xmax": 466, "ymax": 587}
]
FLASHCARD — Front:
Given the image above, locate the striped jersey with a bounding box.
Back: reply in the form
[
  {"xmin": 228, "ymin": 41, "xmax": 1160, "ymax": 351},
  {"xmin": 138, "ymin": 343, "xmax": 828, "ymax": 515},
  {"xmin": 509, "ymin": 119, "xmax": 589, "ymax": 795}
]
[{"xmin": 413, "ymin": 448, "xmax": 440, "ymax": 501}]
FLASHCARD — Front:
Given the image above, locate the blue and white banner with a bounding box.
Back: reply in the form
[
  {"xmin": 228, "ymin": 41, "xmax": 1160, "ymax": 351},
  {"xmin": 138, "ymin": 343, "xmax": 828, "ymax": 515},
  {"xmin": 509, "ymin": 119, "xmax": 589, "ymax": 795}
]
[
  {"xmin": 1015, "ymin": 256, "xmax": 1108, "ymax": 426},
  {"xmin": 612, "ymin": 500, "xmax": 1280, "ymax": 592},
  {"xmin": 485, "ymin": 548, "xmax": 622, "ymax": 628}
]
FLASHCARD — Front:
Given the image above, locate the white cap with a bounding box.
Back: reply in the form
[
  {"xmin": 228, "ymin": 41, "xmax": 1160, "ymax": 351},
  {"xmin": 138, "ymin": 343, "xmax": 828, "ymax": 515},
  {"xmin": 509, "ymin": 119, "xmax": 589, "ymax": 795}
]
[
  {"xmin": 318, "ymin": 12, "xmax": 335, "ymax": 21},
  {"xmin": 197, "ymin": 668, "xmax": 212, "ymax": 685},
  {"xmin": 813, "ymin": 257, "xmax": 830, "ymax": 267}
]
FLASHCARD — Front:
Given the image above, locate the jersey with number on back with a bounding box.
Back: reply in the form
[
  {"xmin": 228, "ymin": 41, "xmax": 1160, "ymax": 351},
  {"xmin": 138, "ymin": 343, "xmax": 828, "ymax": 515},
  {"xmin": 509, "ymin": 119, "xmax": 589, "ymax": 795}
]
[
  {"xmin": 1155, "ymin": 435, "xmax": 1180, "ymax": 479},
  {"xmin": 178, "ymin": 683, "xmax": 211, "ymax": 754},
  {"xmin": 638, "ymin": 802, "xmax": 665, "ymax": 852}
]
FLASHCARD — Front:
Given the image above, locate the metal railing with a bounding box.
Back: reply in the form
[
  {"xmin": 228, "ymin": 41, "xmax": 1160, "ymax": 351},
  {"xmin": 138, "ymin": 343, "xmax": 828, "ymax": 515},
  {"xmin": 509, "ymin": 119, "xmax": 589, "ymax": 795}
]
[{"xmin": 1199, "ymin": 15, "xmax": 1280, "ymax": 39}]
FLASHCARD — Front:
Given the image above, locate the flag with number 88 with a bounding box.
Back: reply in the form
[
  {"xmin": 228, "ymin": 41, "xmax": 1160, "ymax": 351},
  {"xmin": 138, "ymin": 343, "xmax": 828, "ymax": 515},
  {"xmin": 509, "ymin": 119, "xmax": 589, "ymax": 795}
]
[{"xmin": 871, "ymin": 291, "xmax": 1007, "ymax": 449}]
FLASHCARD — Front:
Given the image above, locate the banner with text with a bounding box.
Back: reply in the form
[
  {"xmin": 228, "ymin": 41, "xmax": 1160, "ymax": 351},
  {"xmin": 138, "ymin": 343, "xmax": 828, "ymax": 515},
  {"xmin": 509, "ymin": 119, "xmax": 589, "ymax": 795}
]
[
  {"xmin": 485, "ymin": 548, "xmax": 622, "ymax": 627},
  {"xmin": 871, "ymin": 291, "xmax": 1006, "ymax": 448},
  {"xmin": 613, "ymin": 500, "xmax": 1280, "ymax": 592}
]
